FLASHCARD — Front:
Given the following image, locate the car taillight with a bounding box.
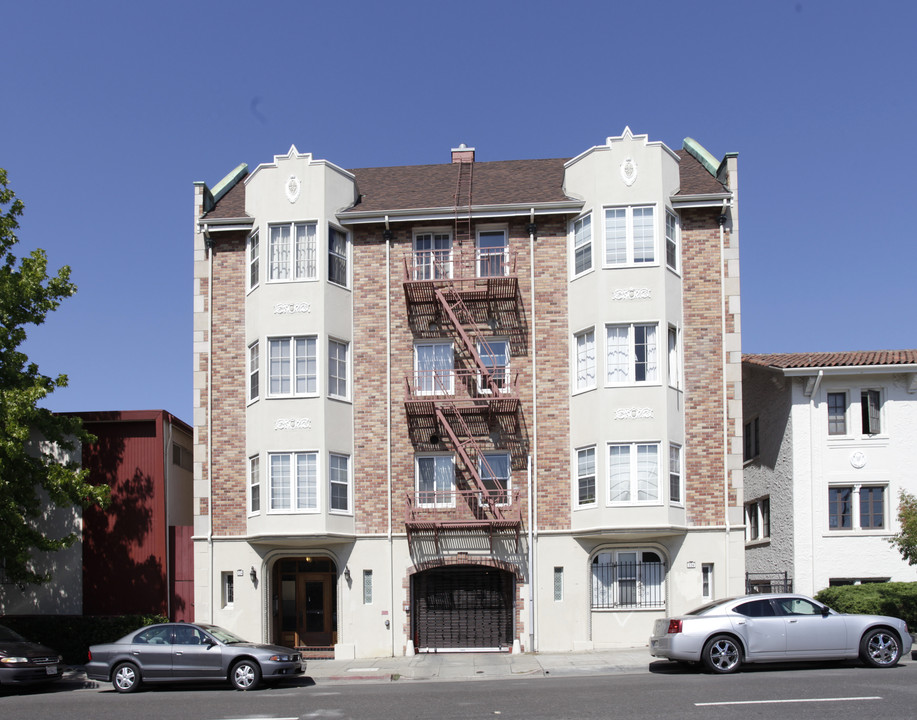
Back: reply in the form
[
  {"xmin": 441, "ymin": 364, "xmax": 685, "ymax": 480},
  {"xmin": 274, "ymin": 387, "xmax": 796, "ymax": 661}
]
[
  {"xmin": 87, "ymin": 650, "xmax": 92, "ymax": 661},
  {"xmin": 667, "ymin": 619, "xmax": 683, "ymax": 634}
]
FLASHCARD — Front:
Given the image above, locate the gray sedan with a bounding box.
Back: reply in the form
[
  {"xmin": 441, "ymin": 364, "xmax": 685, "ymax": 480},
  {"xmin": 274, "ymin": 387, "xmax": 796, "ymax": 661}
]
[
  {"xmin": 649, "ymin": 593, "xmax": 912, "ymax": 673},
  {"xmin": 86, "ymin": 623, "xmax": 306, "ymax": 692}
]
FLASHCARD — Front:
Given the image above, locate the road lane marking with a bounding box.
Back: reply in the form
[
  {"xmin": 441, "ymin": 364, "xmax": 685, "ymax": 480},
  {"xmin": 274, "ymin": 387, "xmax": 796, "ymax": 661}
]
[{"xmin": 696, "ymin": 696, "xmax": 882, "ymax": 706}]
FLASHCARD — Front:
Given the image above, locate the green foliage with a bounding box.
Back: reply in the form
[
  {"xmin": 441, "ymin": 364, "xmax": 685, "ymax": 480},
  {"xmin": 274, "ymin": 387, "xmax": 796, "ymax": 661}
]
[
  {"xmin": 888, "ymin": 491, "xmax": 917, "ymax": 566},
  {"xmin": 0, "ymin": 614, "xmax": 168, "ymax": 665},
  {"xmin": 814, "ymin": 582, "xmax": 917, "ymax": 629},
  {"xmin": 0, "ymin": 168, "xmax": 109, "ymax": 585}
]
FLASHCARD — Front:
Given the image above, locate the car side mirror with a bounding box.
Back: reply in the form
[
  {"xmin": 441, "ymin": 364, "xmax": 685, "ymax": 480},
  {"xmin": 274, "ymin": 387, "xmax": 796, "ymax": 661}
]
[{"xmin": 821, "ymin": 605, "xmax": 831, "ymax": 616}]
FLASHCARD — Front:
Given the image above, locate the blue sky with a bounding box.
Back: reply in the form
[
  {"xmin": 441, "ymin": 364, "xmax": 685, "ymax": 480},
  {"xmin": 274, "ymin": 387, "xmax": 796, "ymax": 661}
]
[{"xmin": 4, "ymin": 1, "xmax": 914, "ymax": 424}]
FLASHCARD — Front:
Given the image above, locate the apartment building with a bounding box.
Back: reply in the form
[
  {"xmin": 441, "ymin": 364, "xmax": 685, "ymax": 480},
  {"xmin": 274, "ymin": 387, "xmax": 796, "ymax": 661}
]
[{"xmin": 192, "ymin": 128, "xmax": 744, "ymax": 658}]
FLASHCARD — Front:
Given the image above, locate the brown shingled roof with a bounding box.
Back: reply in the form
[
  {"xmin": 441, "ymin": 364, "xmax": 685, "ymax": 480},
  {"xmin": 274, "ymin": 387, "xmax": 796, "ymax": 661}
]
[
  {"xmin": 201, "ymin": 173, "xmax": 249, "ymax": 219},
  {"xmin": 744, "ymin": 350, "xmax": 917, "ymax": 369},
  {"xmin": 674, "ymin": 150, "xmax": 728, "ymax": 196},
  {"xmin": 344, "ymin": 158, "xmax": 572, "ymax": 214}
]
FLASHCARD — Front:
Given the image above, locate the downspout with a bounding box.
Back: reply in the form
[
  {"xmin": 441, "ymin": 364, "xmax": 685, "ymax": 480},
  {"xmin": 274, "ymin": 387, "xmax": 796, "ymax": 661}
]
[
  {"xmin": 808, "ymin": 370, "xmax": 823, "ymax": 592},
  {"xmin": 205, "ymin": 224, "xmax": 215, "ymax": 624},
  {"xmin": 166, "ymin": 417, "xmax": 173, "ymax": 620},
  {"xmin": 385, "ymin": 217, "xmax": 395, "ymax": 657},
  {"xmin": 527, "ymin": 209, "xmax": 538, "ymax": 652},
  {"xmin": 718, "ymin": 200, "xmax": 731, "ymax": 589}
]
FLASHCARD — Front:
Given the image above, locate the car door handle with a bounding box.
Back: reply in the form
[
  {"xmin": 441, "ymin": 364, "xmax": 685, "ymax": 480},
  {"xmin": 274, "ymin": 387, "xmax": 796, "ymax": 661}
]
[
  {"xmin": 788, "ymin": 619, "xmax": 798, "ymax": 623},
  {"xmin": 735, "ymin": 621, "xmax": 745, "ymax": 625}
]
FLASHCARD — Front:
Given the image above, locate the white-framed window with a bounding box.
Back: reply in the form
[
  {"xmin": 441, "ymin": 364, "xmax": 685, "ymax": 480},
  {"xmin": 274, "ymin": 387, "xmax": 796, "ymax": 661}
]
[
  {"xmin": 413, "ymin": 230, "xmax": 452, "ymax": 279},
  {"xmin": 479, "ymin": 452, "xmax": 511, "ymax": 505},
  {"xmin": 221, "ymin": 571, "xmax": 234, "ymax": 608},
  {"xmin": 591, "ymin": 549, "xmax": 665, "ymax": 609},
  {"xmin": 416, "ymin": 455, "xmax": 455, "ymax": 508},
  {"xmin": 477, "ymin": 228, "xmax": 508, "ymax": 277},
  {"xmin": 667, "ymin": 326, "xmax": 680, "ymax": 389},
  {"xmin": 249, "ymin": 341, "xmax": 259, "ymax": 402},
  {"xmin": 744, "ymin": 416, "xmax": 760, "ymax": 461},
  {"xmin": 665, "ymin": 211, "xmax": 679, "ymax": 272},
  {"xmin": 248, "ymin": 230, "xmax": 260, "ymax": 290},
  {"xmin": 328, "ymin": 339, "xmax": 349, "ymax": 400},
  {"xmin": 329, "ymin": 453, "xmax": 350, "ymax": 513},
  {"xmin": 702, "ymin": 563, "xmax": 714, "ymax": 602},
  {"xmin": 269, "ymin": 451, "xmax": 318, "ymax": 512},
  {"xmin": 269, "ymin": 222, "xmax": 317, "ymax": 281},
  {"xmin": 745, "ymin": 497, "xmax": 770, "ymax": 541},
  {"xmin": 249, "ymin": 455, "xmax": 261, "ymax": 514},
  {"xmin": 477, "ymin": 339, "xmax": 509, "ymax": 393},
  {"xmin": 829, "ymin": 484, "xmax": 885, "ymax": 531},
  {"xmin": 608, "ymin": 442, "xmax": 659, "ymax": 504},
  {"xmin": 827, "ymin": 391, "xmax": 848, "ymax": 435},
  {"xmin": 415, "ymin": 341, "xmax": 453, "ymax": 395},
  {"xmin": 574, "ymin": 328, "xmax": 596, "ymax": 392},
  {"xmin": 606, "ymin": 323, "xmax": 658, "ymax": 385},
  {"xmin": 553, "ymin": 567, "xmax": 564, "ymax": 602},
  {"xmin": 604, "ymin": 205, "xmax": 656, "ymax": 266},
  {"xmin": 669, "ymin": 443, "xmax": 682, "ymax": 505},
  {"xmin": 328, "ymin": 225, "xmax": 348, "ymax": 287},
  {"xmin": 861, "ymin": 389, "xmax": 881, "ymax": 435},
  {"xmin": 363, "ymin": 570, "xmax": 373, "ymax": 605},
  {"xmin": 572, "ymin": 213, "xmax": 592, "ymax": 276},
  {"xmin": 576, "ymin": 446, "xmax": 596, "ymax": 506},
  {"xmin": 268, "ymin": 336, "xmax": 317, "ymax": 397}
]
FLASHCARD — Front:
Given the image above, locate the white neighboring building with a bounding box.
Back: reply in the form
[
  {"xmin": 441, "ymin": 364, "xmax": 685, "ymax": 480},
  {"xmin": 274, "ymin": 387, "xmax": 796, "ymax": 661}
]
[{"xmin": 742, "ymin": 351, "xmax": 917, "ymax": 596}]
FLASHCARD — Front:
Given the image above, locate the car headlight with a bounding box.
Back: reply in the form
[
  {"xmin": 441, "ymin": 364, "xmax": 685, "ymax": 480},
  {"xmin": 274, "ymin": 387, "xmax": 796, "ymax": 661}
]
[
  {"xmin": 1, "ymin": 657, "xmax": 30, "ymax": 664},
  {"xmin": 269, "ymin": 654, "xmax": 292, "ymax": 662}
]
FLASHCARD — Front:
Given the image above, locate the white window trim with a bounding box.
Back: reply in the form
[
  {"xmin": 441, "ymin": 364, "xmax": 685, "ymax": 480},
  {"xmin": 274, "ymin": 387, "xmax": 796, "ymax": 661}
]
[
  {"xmin": 476, "ymin": 338, "xmax": 510, "ymax": 394},
  {"xmin": 607, "ymin": 441, "xmax": 662, "ymax": 506},
  {"xmin": 248, "ymin": 454, "xmax": 261, "ymax": 516},
  {"xmin": 248, "ymin": 229, "xmax": 260, "ymax": 292},
  {"xmin": 571, "ymin": 211, "xmax": 593, "ymax": 278},
  {"xmin": 329, "ymin": 452, "xmax": 352, "ymax": 515},
  {"xmin": 328, "ymin": 224, "xmax": 350, "ymax": 288},
  {"xmin": 267, "ymin": 335, "xmax": 319, "ymax": 399},
  {"xmin": 267, "ymin": 450, "xmax": 320, "ymax": 514},
  {"xmin": 479, "ymin": 451, "xmax": 511, "ymax": 506},
  {"xmin": 414, "ymin": 340, "xmax": 454, "ymax": 396},
  {"xmin": 745, "ymin": 496, "xmax": 770, "ymax": 542},
  {"xmin": 602, "ymin": 204, "xmax": 658, "ymax": 268},
  {"xmin": 267, "ymin": 221, "xmax": 319, "ymax": 283},
  {"xmin": 573, "ymin": 327, "xmax": 597, "ymax": 394},
  {"xmin": 328, "ymin": 337, "xmax": 350, "ymax": 401},
  {"xmin": 475, "ymin": 225, "xmax": 509, "ymax": 278},
  {"xmin": 701, "ymin": 563, "xmax": 714, "ymax": 602},
  {"xmin": 248, "ymin": 340, "xmax": 260, "ymax": 404},
  {"xmin": 665, "ymin": 210, "xmax": 680, "ymax": 274},
  {"xmin": 221, "ymin": 571, "xmax": 235, "ymax": 609},
  {"xmin": 605, "ymin": 322, "xmax": 661, "ymax": 386},
  {"xmin": 412, "ymin": 228, "xmax": 453, "ymax": 280},
  {"xmin": 415, "ymin": 454, "xmax": 456, "ymax": 508},
  {"xmin": 668, "ymin": 443, "xmax": 683, "ymax": 507},
  {"xmin": 667, "ymin": 325, "xmax": 682, "ymax": 390},
  {"xmin": 827, "ymin": 483, "xmax": 887, "ymax": 533},
  {"xmin": 574, "ymin": 445, "xmax": 598, "ymax": 508}
]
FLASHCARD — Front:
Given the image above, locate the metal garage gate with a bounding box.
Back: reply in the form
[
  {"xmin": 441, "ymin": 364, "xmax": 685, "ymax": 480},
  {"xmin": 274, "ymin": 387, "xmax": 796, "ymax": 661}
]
[{"xmin": 412, "ymin": 565, "xmax": 515, "ymax": 651}]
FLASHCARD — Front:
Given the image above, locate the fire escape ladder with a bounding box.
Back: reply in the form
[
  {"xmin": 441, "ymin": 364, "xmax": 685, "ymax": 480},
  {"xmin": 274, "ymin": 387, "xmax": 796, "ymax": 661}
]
[
  {"xmin": 434, "ymin": 406, "xmax": 505, "ymax": 521},
  {"xmin": 433, "ymin": 287, "xmax": 503, "ymax": 396},
  {"xmin": 453, "ymin": 159, "xmax": 473, "ymax": 247}
]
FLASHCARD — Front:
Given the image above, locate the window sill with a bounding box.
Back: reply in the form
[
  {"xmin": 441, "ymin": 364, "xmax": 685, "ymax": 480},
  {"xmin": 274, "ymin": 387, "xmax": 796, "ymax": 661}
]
[{"xmin": 745, "ymin": 538, "xmax": 771, "ymax": 548}]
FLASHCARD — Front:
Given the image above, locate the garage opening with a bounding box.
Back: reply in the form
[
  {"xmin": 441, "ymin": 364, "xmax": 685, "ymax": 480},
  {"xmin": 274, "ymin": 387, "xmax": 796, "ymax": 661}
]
[{"xmin": 411, "ymin": 565, "xmax": 515, "ymax": 652}]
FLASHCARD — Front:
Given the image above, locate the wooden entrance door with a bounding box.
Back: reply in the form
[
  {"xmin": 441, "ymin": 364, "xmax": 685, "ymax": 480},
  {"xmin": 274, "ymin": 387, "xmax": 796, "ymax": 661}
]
[
  {"xmin": 276, "ymin": 558, "xmax": 337, "ymax": 648},
  {"xmin": 299, "ymin": 573, "xmax": 334, "ymax": 646}
]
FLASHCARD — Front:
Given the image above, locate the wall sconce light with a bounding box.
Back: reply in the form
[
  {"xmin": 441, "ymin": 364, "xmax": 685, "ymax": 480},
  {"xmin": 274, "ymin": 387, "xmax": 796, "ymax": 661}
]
[
  {"xmin": 250, "ymin": 566, "xmax": 257, "ymax": 583},
  {"xmin": 344, "ymin": 566, "xmax": 351, "ymax": 582}
]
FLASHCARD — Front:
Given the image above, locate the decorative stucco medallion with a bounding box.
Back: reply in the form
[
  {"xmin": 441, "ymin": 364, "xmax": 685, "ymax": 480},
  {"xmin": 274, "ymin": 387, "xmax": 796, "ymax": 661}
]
[
  {"xmin": 285, "ymin": 174, "xmax": 302, "ymax": 204},
  {"xmin": 275, "ymin": 418, "xmax": 312, "ymax": 431},
  {"xmin": 620, "ymin": 157, "xmax": 638, "ymax": 186},
  {"xmin": 614, "ymin": 407, "xmax": 655, "ymax": 420},
  {"xmin": 611, "ymin": 287, "xmax": 651, "ymax": 301},
  {"xmin": 850, "ymin": 450, "xmax": 867, "ymax": 469}
]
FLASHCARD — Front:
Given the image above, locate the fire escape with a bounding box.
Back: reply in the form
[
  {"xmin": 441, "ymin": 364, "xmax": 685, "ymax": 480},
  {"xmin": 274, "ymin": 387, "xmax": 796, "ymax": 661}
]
[{"xmin": 402, "ymin": 158, "xmax": 525, "ymax": 551}]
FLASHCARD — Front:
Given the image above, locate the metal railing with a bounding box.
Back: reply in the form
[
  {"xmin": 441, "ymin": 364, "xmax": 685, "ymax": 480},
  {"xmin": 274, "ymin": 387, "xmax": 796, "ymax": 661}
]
[
  {"xmin": 406, "ymin": 489, "xmax": 522, "ymax": 525},
  {"xmin": 591, "ymin": 561, "xmax": 666, "ymax": 609},
  {"xmin": 746, "ymin": 571, "xmax": 793, "ymax": 594},
  {"xmin": 404, "ymin": 249, "xmax": 517, "ymax": 283}
]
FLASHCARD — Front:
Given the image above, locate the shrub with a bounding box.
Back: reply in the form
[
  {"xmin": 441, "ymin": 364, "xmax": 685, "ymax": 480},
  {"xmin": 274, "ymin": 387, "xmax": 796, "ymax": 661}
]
[
  {"xmin": 815, "ymin": 582, "xmax": 917, "ymax": 629},
  {"xmin": 0, "ymin": 614, "xmax": 167, "ymax": 665}
]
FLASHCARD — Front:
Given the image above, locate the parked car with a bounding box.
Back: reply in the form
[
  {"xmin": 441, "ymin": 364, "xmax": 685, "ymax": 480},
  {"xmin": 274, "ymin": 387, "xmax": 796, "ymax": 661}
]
[
  {"xmin": 649, "ymin": 593, "xmax": 912, "ymax": 673},
  {"xmin": 0, "ymin": 624, "xmax": 63, "ymax": 687},
  {"xmin": 86, "ymin": 623, "xmax": 306, "ymax": 692}
]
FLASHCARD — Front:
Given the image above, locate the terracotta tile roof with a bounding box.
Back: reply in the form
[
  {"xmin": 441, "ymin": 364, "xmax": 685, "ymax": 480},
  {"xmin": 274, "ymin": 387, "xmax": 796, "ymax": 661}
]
[
  {"xmin": 674, "ymin": 150, "xmax": 728, "ymax": 196},
  {"xmin": 343, "ymin": 158, "xmax": 572, "ymax": 214},
  {"xmin": 201, "ymin": 173, "xmax": 248, "ymax": 219},
  {"xmin": 744, "ymin": 350, "xmax": 917, "ymax": 369}
]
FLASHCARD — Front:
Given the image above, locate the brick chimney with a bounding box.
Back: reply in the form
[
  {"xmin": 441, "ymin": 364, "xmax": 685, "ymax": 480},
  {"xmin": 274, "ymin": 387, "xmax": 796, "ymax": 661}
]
[{"xmin": 451, "ymin": 144, "xmax": 475, "ymax": 163}]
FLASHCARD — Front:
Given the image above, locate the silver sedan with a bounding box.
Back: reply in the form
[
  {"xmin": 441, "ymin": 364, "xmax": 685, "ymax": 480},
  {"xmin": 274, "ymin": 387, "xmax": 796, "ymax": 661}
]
[
  {"xmin": 649, "ymin": 593, "xmax": 912, "ymax": 673},
  {"xmin": 87, "ymin": 623, "xmax": 306, "ymax": 692}
]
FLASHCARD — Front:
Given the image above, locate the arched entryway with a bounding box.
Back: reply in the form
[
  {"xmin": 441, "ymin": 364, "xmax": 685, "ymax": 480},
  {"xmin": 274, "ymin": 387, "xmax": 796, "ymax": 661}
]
[
  {"xmin": 411, "ymin": 564, "xmax": 515, "ymax": 651},
  {"xmin": 273, "ymin": 556, "xmax": 338, "ymax": 649}
]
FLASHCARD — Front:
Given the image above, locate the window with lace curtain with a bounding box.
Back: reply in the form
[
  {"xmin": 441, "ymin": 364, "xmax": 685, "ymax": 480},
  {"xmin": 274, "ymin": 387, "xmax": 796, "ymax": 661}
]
[{"xmin": 606, "ymin": 323, "xmax": 658, "ymax": 385}]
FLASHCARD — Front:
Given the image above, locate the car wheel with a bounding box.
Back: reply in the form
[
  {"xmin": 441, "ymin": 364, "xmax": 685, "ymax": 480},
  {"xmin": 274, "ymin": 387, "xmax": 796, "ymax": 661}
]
[
  {"xmin": 702, "ymin": 634, "xmax": 742, "ymax": 674},
  {"xmin": 112, "ymin": 662, "xmax": 141, "ymax": 693},
  {"xmin": 860, "ymin": 628, "xmax": 901, "ymax": 668},
  {"xmin": 230, "ymin": 659, "xmax": 261, "ymax": 691}
]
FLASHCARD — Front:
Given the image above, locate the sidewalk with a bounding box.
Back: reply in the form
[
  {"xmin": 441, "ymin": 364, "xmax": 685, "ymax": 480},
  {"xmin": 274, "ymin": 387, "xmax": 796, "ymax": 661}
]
[{"xmin": 61, "ymin": 646, "xmax": 656, "ymax": 690}]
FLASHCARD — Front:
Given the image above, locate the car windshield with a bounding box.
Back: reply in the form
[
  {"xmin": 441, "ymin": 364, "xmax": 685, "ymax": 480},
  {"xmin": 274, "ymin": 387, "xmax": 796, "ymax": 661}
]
[
  {"xmin": 0, "ymin": 625, "xmax": 26, "ymax": 642},
  {"xmin": 685, "ymin": 598, "xmax": 736, "ymax": 616},
  {"xmin": 202, "ymin": 625, "xmax": 249, "ymax": 644}
]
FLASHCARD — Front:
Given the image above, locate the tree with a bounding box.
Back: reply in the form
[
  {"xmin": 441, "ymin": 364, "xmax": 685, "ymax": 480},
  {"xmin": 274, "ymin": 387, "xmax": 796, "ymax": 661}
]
[
  {"xmin": 888, "ymin": 490, "xmax": 917, "ymax": 567},
  {"xmin": 0, "ymin": 168, "xmax": 109, "ymax": 585}
]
